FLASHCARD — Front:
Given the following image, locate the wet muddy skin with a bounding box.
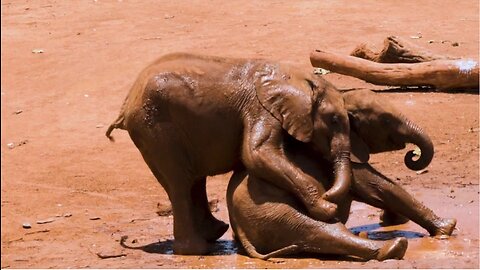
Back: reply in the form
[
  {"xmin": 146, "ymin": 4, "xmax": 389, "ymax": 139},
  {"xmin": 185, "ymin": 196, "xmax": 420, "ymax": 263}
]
[{"xmin": 2, "ymin": 0, "xmax": 478, "ymax": 268}]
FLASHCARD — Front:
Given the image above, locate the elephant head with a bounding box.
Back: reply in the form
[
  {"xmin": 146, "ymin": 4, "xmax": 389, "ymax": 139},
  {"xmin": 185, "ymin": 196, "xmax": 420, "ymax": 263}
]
[
  {"xmin": 255, "ymin": 64, "xmax": 352, "ymax": 203},
  {"xmin": 342, "ymin": 89, "xmax": 434, "ymax": 171}
]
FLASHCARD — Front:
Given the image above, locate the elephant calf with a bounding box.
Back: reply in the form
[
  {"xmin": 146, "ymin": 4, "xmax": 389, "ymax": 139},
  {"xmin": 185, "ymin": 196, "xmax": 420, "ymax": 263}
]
[
  {"xmin": 226, "ymin": 90, "xmax": 456, "ymax": 260},
  {"xmin": 227, "ymin": 166, "xmax": 408, "ymax": 261},
  {"xmin": 107, "ymin": 53, "xmax": 354, "ymax": 254}
]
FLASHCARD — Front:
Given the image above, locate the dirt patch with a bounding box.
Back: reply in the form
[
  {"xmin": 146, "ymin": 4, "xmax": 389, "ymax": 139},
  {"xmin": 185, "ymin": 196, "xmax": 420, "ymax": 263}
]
[{"xmin": 1, "ymin": 0, "xmax": 478, "ymax": 268}]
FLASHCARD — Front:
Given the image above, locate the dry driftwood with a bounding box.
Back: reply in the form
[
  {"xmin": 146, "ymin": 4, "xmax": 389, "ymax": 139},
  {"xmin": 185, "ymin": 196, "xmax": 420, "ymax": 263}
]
[
  {"xmin": 310, "ymin": 49, "xmax": 479, "ymax": 90},
  {"xmin": 350, "ymin": 36, "xmax": 457, "ymax": 63}
]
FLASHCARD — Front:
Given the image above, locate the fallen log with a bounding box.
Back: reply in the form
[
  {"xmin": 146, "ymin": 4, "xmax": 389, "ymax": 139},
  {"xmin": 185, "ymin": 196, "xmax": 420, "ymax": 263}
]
[
  {"xmin": 350, "ymin": 36, "xmax": 457, "ymax": 63},
  {"xmin": 310, "ymin": 49, "xmax": 479, "ymax": 90}
]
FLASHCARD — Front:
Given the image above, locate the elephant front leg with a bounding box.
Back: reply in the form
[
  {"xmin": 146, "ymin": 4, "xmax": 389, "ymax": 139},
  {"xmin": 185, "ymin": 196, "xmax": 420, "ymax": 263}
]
[
  {"xmin": 350, "ymin": 162, "xmax": 456, "ymax": 236},
  {"xmin": 241, "ymin": 121, "xmax": 337, "ymax": 221}
]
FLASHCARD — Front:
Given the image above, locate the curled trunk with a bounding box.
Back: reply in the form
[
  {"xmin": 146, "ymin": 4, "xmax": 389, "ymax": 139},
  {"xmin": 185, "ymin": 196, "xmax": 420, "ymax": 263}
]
[{"xmin": 403, "ymin": 119, "xmax": 434, "ymax": 171}]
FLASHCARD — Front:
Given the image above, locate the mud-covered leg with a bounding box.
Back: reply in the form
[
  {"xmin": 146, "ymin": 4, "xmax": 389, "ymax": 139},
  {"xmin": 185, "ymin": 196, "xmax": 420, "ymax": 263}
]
[
  {"xmin": 302, "ymin": 221, "xmax": 408, "ymax": 261},
  {"xmin": 350, "ymin": 162, "xmax": 456, "ymax": 236},
  {"xmin": 129, "ymin": 129, "xmax": 210, "ymax": 255},
  {"xmin": 191, "ymin": 178, "xmax": 229, "ymax": 242}
]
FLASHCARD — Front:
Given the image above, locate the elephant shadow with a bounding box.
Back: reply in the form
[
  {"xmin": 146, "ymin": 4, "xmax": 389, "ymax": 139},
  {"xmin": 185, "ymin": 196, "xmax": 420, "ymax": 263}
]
[
  {"xmin": 369, "ymin": 86, "xmax": 479, "ymax": 94},
  {"xmin": 349, "ymin": 223, "xmax": 426, "ymax": 240},
  {"xmin": 119, "ymin": 236, "xmax": 238, "ymax": 255}
]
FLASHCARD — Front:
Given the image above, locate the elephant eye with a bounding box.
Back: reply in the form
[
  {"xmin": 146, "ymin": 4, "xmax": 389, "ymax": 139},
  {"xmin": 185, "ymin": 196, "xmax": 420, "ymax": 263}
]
[
  {"xmin": 331, "ymin": 114, "xmax": 339, "ymax": 125},
  {"xmin": 306, "ymin": 79, "xmax": 317, "ymax": 90}
]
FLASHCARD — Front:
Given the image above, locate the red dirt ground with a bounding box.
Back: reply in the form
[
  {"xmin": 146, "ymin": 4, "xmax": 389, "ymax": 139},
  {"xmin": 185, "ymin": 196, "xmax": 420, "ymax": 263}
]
[{"xmin": 1, "ymin": 0, "xmax": 479, "ymax": 268}]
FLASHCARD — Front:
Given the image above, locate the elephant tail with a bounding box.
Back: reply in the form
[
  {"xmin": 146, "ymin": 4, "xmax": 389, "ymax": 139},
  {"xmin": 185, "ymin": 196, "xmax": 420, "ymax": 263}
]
[
  {"xmin": 235, "ymin": 225, "xmax": 299, "ymax": 260},
  {"xmin": 105, "ymin": 114, "xmax": 126, "ymax": 142}
]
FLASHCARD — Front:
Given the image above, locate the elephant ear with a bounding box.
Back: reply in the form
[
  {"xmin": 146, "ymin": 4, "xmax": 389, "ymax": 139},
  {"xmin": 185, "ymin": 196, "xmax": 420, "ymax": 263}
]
[
  {"xmin": 255, "ymin": 65, "xmax": 314, "ymax": 142},
  {"xmin": 348, "ymin": 111, "xmax": 370, "ymax": 163}
]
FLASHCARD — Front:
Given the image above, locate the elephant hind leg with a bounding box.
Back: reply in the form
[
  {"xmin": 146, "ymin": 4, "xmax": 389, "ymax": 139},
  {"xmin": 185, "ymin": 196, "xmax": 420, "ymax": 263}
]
[
  {"xmin": 129, "ymin": 127, "xmax": 210, "ymax": 255},
  {"xmin": 380, "ymin": 210, "xmax": 409, "ymax": 226},
  {"xmin": 190, "ymin": 177, "xmax": 229, "ymax": 242},
  {"xmin": 351, "ymin": 163, "xmax": 457, "ymax": 236}
]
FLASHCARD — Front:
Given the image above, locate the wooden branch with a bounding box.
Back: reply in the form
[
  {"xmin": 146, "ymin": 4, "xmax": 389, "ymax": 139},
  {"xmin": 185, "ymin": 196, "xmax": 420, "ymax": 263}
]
[
  {"xmin": 350, "ymin": 36, "xmax": 457, "ymax": 63},
  {"xmin": 310, "ymin": 49, "xmax": 479, "ymax": 90}
]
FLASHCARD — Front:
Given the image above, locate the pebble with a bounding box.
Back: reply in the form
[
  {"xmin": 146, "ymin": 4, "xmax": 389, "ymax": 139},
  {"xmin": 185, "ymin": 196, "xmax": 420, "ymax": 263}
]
[
  {"xmin": 32, "ymin": 49, "xmax": 44, "ymax": 54},
  {"xmin": 435, "ymin": 234, "xmax": 449, "ymax": 240},
  {"xmin": 89, "ymin": 216, "xmax": 101, "ymax": 220},
  {"xmin": 7, "ymin": 143, "xmax": 15, "ymax": 149},
  {"xmin": 64, "ymin": 213, "xmax": 72, "ymax": 217},
  {"xmin": 96, "ymin": 124, "xmax": 104, "ymax": 128},
  {"xmin": 22, "ymin": 222, "xmax": 32, "ymax": 229}
]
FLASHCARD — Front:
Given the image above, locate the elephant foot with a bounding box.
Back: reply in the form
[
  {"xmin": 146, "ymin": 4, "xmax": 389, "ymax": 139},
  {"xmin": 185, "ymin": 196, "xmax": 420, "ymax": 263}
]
[
  {"xmin": 201, "ymin": 219, "xmax": 229, "ymax": 242},
  {"xmin": 173, "ymin": 237, "xmax": 210, "ymax": 255},
  {"xmin": 379, "ymin": 210, "xmax": 409, "ymax": 226},
  {"xmin": 429, "ymin": 218, "xmax": 457, "ymax": 236},
  {"xmin": 376, "ymin": 237, "xmax": 408, "ymax": 261}
]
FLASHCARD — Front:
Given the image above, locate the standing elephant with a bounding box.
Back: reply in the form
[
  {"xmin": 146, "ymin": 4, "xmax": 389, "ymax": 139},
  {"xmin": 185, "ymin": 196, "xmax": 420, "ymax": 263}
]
[
  {"xmin": 227, "ymin": 90, "xmax": 456, "ymax": 260},
  {"xmin": 106, "ymin": 53, "xmax": 353, "ymax": 254}
]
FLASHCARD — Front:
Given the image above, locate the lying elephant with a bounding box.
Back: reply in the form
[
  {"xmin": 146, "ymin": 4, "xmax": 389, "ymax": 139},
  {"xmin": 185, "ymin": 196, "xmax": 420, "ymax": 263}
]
[
  {"xmin": 227, "ymin": 90, "xmax": 456, "ymax": 260},
  {"xmin": 107, "ymin": 53, "xmax": 356, "ymax": 254}
]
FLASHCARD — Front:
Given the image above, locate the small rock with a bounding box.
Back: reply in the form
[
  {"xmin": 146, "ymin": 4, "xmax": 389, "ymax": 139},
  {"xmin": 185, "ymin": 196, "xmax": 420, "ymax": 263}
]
[
  {"xmin": 89, "ymin": 216, "xmax": 101, "ymax": 220},
  {"xmin": 358, "ymin": 231, "xmax": 368, "ymax": 239},
  {"xmin": 208, "ymin": 199, "xmax": 220, "ymax": 213},
  {"xmin": 416, "ymin": 169, "xmax": 429, "ymax": 175},
  {"xmin": 164, "ymin": 14, "xmax": 175, "ymax": 19},
  {"xmin": 96, "ymin": 124, "xmax": 104, "ymax": 128},
  {"xmin": 13, "ymin": 110, "xmax": 23, "ymax": 115},
  {"xmin": 32, "ymin": 49, "xmax": 44, "ymax": 54},
  {"xmin": 428, "ymin": 40, "xmax": 435, "ymax": 44},
  {"xmin": 8, "ymin": 140, "xmax": 29, "ymax": 149},
  {"xmin": 451, "ymin": 42, "xmax": 459, "ymax": 47},
  {"xmin": 22, "ymin": 222, "xmax": 32, "ymax": 229},
  {"xmin": 410, "ymin": 33, "xmax": 422, "ymax": 39},
  {"xmin": 84, "ymin": 94, "xmax": 89, "ymax": 98},
  {"xmin": 435, "ymin": 234, "xmax": 449, "ymax": 240},
  {"xmin": 64, "ymin": 213, "xmax": 73, "ymax": 217},
  {"xmin": 313, "ymin": 67, "xmax": 330, "ymax": 75},
  {"xmin": 156, "ymin": 202, "xmax": 173, "ymax": 216}
]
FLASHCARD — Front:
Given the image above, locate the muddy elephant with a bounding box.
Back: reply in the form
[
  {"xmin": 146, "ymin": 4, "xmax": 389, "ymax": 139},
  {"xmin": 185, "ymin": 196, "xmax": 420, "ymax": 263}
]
[
  {"xmin": 227, "ymin": 90, "xmax": 456, "ymax": 260},
  {"xmin": 106, "ymin": 53, "xmax": 353, "ymax": 254}
]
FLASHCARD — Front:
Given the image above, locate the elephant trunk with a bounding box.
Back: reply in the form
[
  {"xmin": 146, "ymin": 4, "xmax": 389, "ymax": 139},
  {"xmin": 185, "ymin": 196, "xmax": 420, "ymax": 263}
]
[
  {"xmin": 402, "ymin": 118, "xmax": 434, "ymax": 171},
  {"xmin": 323, "ymin": 149, "xmax": 352, "ymax": 203}
]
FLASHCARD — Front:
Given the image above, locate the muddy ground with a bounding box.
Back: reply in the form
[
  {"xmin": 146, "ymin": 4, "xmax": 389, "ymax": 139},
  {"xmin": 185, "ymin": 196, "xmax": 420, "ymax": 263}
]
[{"xmin": 1, "ymin": 0, "xmax": 479, "ymax": 268}]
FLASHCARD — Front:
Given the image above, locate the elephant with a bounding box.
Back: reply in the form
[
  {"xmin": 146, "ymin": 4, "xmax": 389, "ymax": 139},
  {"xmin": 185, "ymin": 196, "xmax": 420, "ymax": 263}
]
[
  {"xmin": 226, "ymin": 90, "xmax": 456, "ymax": 260},
  {"xmin": 106, "ymin": 53, "xmax": 354, "ymax": 254}
]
